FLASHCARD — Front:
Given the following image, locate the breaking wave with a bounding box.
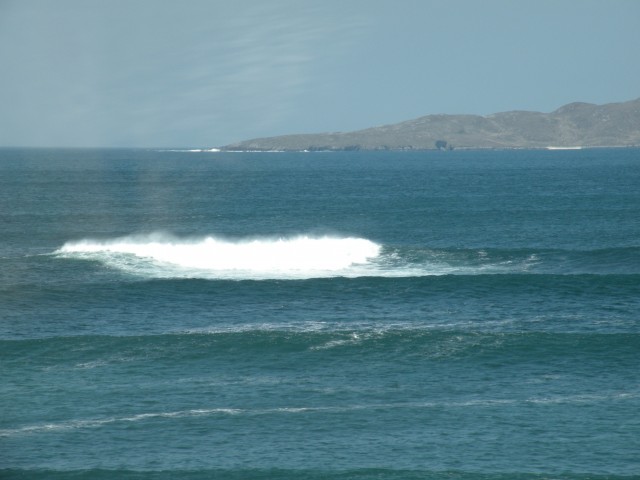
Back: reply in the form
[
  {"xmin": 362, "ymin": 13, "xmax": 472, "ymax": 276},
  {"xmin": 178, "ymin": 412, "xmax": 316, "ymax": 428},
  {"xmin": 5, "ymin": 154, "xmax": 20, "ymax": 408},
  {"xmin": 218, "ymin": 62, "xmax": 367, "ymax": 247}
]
[
  {"xmin": 53, "ymin": 233, "xmax": 640, "ymax": 280},
  {"xmin": 55, "ymin": 234, "xmax": 382, "ymax": 280}
]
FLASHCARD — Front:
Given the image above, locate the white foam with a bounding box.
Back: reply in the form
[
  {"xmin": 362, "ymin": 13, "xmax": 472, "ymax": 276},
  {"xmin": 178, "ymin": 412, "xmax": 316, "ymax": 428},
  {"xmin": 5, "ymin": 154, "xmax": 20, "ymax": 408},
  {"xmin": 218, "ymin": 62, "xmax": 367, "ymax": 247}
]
[
  {"xmin": 5, "ymin": 391, "xmax": 637, "ymax": 437},
  {"xmin": 54, "ymin": 233, "xmax": 548, "ymax": 279},
  {"xmin": 0, "ymin": 408, "xmax": 243, "ymax": 437},
  {"xmin": 55, "ymin": 233, "xmax": 382, "ymax": 280}
]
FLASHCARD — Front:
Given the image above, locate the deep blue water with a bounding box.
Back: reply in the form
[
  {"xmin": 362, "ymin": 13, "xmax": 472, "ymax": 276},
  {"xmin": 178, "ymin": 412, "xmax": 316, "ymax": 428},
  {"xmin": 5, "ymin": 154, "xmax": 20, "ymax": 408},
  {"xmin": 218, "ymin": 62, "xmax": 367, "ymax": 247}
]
[{"xmin": 1, "ymin": 148, "xmax": 639, "ymax": 479}]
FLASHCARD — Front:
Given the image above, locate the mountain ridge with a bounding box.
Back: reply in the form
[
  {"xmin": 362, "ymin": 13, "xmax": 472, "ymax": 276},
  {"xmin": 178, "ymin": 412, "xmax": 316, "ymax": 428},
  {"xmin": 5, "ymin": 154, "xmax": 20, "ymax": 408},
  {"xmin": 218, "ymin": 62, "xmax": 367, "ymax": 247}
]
[{"xmin": 221, "ymin": 98, "xmax": 640, "ymax": 151}]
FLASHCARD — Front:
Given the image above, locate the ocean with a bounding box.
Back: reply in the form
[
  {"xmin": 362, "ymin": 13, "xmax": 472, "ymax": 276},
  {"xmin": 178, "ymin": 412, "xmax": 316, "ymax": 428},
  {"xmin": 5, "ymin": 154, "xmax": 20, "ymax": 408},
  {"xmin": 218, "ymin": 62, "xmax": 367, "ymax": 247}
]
[{"xmin": 1, "ymin": 147, "xmax": 639, "ymax": 479}]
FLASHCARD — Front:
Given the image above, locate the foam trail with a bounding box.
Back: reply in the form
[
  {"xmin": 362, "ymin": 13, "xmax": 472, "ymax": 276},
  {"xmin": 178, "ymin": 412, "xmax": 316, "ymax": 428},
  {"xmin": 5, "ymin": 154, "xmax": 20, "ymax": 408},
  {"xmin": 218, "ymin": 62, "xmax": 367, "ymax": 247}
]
[
  {"xmin": 56, "ymin": 235, "xmax": 596, "ymax": 279},
  {"xmin": 55, "ymin": 233, "xmax": 381, "ymax": 280}
]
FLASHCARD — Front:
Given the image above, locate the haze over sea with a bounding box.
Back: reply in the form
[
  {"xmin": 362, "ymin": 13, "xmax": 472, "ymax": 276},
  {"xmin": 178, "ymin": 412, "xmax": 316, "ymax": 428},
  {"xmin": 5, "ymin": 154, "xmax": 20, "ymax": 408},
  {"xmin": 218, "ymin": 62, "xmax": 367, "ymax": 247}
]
[{"xmin": 1, "ymin": 147, "xmax": 639, "ymax": 480}]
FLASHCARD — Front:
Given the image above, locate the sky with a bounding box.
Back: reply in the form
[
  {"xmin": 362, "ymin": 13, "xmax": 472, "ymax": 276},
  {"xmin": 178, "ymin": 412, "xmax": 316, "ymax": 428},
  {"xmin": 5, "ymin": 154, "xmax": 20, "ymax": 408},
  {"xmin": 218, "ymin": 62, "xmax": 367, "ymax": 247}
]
[{"xmin": 1, "ymin": 0, "xmax": 639, "ymax": 148}]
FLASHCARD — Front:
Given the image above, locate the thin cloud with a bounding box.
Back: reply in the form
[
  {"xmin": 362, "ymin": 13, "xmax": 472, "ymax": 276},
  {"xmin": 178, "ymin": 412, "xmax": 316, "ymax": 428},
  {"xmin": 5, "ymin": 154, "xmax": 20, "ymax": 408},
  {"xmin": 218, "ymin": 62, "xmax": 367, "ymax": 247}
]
[{"xmin": 0, "ymin": 1, "xmax": 370, "ymax": 147}]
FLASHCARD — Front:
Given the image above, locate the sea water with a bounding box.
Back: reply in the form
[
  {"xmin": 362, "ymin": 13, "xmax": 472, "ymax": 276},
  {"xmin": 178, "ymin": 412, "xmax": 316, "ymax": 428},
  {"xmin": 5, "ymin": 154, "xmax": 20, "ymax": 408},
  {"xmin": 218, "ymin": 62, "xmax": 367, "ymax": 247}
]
[{"xmin": 1, "ymin": 148, "xmax": 639, "ymax": 479}]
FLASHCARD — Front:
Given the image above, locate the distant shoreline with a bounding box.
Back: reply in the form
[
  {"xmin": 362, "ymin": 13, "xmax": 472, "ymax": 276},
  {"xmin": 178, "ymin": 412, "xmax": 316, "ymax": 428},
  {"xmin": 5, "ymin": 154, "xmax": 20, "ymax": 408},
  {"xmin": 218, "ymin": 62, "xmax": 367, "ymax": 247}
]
[
  {"xmin": 1, "ymin": 144, "xmax": 639, "ymax": 152},
  {"xmin": 214, "ymin": 144, "xmax": 639, "ymax": 153},
  {"xmin": 219, "ymin": 98, "xmax": 640, "ymax": 153}
]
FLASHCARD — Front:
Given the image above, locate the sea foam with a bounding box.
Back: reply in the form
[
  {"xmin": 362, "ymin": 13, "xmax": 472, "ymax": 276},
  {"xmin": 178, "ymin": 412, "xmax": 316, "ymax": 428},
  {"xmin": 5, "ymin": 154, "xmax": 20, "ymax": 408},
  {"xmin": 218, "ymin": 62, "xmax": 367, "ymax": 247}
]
[
  {"xmin": 55, "ymin": 233, "xmax": 382, "ymax": 280},
  {"xmin": 56, "ymin": 234, "xmax": 620, "ymax": 279}
]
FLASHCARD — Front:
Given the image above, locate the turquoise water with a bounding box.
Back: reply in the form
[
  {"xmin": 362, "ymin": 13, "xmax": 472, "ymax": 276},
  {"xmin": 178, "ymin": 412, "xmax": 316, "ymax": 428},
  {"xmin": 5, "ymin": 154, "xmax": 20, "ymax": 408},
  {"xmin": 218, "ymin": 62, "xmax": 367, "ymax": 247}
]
[{"xmin": 1, "ymin": 148, "xmax": 639, "ymax": 479}]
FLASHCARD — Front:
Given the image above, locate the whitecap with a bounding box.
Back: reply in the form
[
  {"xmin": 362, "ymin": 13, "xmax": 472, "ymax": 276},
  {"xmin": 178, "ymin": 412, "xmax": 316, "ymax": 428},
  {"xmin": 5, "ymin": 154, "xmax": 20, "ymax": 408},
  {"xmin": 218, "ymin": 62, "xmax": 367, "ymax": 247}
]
[{"xmin": 55, "ymin": 233, "xmax": 382, "ymax": 280}]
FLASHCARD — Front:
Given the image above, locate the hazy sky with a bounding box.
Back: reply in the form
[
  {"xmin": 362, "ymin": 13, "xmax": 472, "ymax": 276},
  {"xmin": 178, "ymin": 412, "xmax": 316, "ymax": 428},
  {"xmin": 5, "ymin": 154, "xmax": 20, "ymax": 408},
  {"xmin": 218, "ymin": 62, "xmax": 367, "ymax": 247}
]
[{"xmin": 1, "ymin": 0, "xmax": 639, "ymax": 148}]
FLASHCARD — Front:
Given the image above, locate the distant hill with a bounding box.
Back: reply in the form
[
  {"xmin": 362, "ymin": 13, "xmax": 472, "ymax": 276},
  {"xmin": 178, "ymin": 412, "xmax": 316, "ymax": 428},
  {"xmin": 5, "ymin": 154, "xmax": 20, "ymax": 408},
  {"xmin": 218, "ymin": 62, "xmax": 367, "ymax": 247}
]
[{"xmin": 221, "ymin": 98, "xmax": 640, "ymax": 151}]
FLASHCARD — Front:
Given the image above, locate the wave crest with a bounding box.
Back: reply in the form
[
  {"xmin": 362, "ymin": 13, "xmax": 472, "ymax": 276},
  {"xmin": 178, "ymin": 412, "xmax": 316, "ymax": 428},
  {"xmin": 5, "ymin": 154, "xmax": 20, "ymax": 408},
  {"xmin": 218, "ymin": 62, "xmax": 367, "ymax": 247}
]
[
  {"xmin": 54, "ymin": 235, "xmax": 640, "ymax": 279},
  {"xmin": 55, "ymin": 233, "xmax": 381, "ymax": 280}
]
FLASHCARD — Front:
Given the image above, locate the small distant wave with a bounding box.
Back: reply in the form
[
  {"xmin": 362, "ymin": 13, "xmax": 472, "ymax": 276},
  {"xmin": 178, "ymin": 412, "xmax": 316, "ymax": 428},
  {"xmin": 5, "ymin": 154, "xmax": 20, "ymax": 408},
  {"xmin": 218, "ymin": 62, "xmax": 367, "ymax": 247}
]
[
  {"xmin": 156, "ymin": 148, "xmax": 221, "ymax": 152},
  {"xmin": 0, "ymin": 408, "xmax": 243, "ymax": 437},
  {"xmin": 3, "ymin": 390, "xmax": 637, "ymax": 438},
  {"xmin": 0, "ymin": 470, "xmax": 628, "ymax": 480},
  {"xmin": 6, "ymin": 329, "xmax": 639, "ymax": 368}
]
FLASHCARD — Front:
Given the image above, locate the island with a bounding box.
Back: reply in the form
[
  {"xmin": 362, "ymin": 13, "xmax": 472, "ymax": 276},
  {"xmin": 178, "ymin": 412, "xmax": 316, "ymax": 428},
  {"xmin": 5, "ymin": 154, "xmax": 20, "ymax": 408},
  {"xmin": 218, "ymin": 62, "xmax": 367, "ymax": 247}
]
[{"xmin": 220, "ymin": 98, "xmax": 640, "ymax": 151}]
